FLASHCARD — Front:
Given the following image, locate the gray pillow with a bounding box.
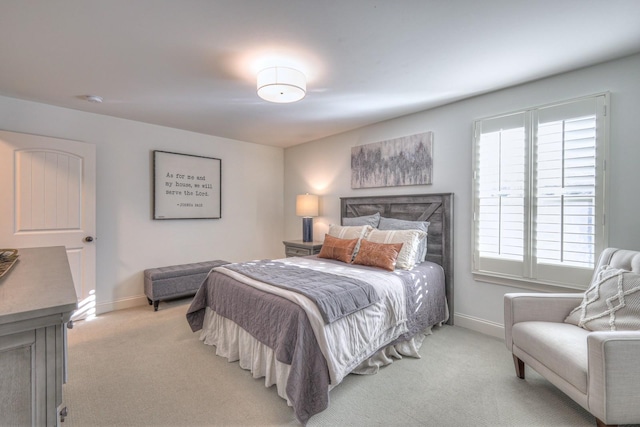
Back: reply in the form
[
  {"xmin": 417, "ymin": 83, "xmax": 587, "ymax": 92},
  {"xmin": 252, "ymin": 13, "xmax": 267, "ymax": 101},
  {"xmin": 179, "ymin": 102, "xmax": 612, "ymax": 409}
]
[
  {"xmin": 378, "ymin": 217, "xmax": 430, "ymax": 262},
  {"xmin": 342, "ymin": 212, "xmax": 380, "ymax": 227}
]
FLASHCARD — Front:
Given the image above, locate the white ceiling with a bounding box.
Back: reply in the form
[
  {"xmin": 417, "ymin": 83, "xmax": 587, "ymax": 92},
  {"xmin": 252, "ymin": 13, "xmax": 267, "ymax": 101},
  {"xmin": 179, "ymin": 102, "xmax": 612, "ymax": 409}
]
[{"xmin": 1, "ymin": 1, "xmax": 639, "ymax": 148}]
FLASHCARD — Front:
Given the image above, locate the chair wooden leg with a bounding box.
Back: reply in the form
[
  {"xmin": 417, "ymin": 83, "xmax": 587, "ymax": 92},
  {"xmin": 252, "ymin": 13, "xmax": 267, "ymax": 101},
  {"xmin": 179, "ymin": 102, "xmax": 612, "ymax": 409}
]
[
  {"xmin": 595, "ymin": 417, "xmax": 617, "ymax": 427},
  {"xmin": 513, "ymin": 355, "xmax": 525, "ymax": 379}
]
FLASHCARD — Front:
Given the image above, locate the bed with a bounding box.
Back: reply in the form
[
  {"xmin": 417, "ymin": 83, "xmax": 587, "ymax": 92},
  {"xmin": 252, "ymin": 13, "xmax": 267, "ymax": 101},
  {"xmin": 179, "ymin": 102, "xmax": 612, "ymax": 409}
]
[{"xmin": 186, "ymin": 193, "xmax": 454, "ymax": 424}]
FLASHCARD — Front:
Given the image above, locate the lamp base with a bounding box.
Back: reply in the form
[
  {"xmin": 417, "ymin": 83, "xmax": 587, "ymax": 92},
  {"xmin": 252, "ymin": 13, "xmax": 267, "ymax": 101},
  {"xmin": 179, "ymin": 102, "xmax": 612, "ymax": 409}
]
[{"xmin": 302, "ymin": 217, "xmax": 313, "ymax": 242}]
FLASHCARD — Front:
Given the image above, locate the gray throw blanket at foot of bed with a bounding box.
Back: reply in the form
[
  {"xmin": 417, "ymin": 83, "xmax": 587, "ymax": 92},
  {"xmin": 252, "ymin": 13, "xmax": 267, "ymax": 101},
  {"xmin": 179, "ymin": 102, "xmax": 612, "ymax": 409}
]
[{"xmin": 223, "ymin": 260, "xmax": 381, "ymax": 324}]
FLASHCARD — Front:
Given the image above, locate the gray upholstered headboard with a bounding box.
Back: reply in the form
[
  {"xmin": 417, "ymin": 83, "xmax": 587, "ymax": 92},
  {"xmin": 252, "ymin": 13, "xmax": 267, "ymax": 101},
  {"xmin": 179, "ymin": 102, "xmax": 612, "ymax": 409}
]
[{"xmin": 340, "ymin": 193, "xmax": 454, "ymax": 324}]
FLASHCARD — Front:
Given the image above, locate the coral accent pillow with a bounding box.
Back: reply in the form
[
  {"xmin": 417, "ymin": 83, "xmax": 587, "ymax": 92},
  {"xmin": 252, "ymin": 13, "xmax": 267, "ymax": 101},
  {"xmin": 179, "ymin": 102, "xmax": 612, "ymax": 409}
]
[
  {"xmin": 365, "ymin": 229, "xmax": 426, "ymax": 270},
  {"xmin": 565, "ymin": 265, "xmax": 640, "ymax": 331},
  {"xmin": 327, "ymin": 224, "xmax": 374, "ymax": 260},
  {"xmin": 352, "ymin": 239, "xmax": 403, "ymax": 271},
  {"xmin": 318, "ymin": 234, "xmax": 359, "ymax": 264}
]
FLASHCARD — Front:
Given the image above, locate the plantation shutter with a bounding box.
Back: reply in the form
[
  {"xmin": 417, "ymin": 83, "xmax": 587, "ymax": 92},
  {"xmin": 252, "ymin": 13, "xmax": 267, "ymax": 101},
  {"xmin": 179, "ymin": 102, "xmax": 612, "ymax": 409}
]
[
  {"xmin": 473, "ymin": 112, "xmax": 528, "ymax": 278},
  {"xmin": 473, "ymin": 94, "xmax": 607, "ymax": 289},
  {"xmin": 532, "ymin": 97, "xmax": 606, "ymax": 286}
]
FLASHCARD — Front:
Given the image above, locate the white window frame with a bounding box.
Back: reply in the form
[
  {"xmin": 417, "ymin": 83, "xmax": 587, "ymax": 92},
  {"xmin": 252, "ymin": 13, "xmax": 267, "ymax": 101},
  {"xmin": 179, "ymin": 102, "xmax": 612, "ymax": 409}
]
[{"xmin": 472, "ymin": 93, "xmax": 609, "ymax": 291}]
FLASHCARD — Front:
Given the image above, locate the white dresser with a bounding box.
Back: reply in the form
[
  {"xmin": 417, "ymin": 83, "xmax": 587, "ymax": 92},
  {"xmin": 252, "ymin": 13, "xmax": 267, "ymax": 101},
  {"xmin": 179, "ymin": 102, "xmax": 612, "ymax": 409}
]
[{"xmin": 0, "ymin": 246, "xmax": 77, "ymax": 426}]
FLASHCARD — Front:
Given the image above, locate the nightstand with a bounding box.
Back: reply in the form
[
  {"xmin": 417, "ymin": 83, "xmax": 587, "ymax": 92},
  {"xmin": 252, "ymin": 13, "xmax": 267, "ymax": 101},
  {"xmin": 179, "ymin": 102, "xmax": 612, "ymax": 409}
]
[{"xmin": 283, "ymin": 240, "xmax": 323, "ymax": 257}]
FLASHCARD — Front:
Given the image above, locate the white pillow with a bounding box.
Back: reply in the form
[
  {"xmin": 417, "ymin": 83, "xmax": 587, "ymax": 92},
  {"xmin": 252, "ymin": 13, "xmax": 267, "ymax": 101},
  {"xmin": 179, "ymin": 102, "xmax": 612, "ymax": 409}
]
[
  {"xmin": 364, "ymin": 229, "xmax": 427, "ymax": 270},
  {"xmin": 378, "ymin": 217, "xmax": 430, "ymax": 262},
  {"xmin": 327, "ymin": 224, "xmax": 373, "ymax": 240},
  {"xmin": 565, "ymin": 265, "xmax": 640, "ymax": 331}
]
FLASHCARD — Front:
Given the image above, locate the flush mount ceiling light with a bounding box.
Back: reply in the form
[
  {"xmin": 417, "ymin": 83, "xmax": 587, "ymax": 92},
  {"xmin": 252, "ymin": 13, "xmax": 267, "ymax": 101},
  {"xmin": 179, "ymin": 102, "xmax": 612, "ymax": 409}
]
[{"xmin": 257, "ymin": 67, "xmax": 306, "ymax": 103}]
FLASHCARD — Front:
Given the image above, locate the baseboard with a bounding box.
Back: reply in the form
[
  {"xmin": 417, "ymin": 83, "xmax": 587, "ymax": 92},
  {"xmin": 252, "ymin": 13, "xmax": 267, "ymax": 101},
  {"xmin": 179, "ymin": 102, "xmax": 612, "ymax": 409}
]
[
  {"xmin": 96, "ymin": 295, "xmax": 148, "ymax": 315},
  {"xmin": 453, "ymin": 312, "xmax": 504, "ymax": 340}
]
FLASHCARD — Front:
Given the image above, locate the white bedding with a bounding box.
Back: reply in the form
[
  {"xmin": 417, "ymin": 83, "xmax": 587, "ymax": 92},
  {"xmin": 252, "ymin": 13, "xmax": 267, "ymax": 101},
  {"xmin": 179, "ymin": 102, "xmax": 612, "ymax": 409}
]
[{"xmin": 214, "ymin": 256, "xmax": 409, "ymax": 385}]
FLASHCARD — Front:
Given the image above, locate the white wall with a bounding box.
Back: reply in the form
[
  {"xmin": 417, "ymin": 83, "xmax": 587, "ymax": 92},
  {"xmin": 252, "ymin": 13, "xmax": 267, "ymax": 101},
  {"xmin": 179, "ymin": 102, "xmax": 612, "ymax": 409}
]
[
  {"xmin": 284, "ymin": 53, "xmax": 640, "ymax": 337},
  {"xmin": 2, "ymin": 53, "xmax": 638, "ymax": 330},
  {"xmin": 0, "ymin": 96, "xmax": 284, "ymax": 313}
]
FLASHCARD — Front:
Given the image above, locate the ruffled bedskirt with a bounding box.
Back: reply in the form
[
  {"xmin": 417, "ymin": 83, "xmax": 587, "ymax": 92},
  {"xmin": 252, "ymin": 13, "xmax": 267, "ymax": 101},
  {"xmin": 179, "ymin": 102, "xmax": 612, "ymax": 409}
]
[{"xmin": 199, "ymin": 307, "xmax": 435, "ymax": 406}]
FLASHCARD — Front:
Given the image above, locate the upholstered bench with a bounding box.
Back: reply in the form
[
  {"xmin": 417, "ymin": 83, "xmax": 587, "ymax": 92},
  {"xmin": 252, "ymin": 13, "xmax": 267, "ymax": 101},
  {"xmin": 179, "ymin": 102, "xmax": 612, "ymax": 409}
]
[{"xmin": 144, "ymin": 260, "xmax": 229, "ymax": 311}]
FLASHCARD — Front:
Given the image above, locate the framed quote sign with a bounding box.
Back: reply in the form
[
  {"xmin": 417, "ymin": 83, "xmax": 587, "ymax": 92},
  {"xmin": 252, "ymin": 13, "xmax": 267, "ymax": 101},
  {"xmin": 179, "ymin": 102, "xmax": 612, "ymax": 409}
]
[{"xmin": 153, "ymin": 150, "xmax": 221, "ymax": 219}]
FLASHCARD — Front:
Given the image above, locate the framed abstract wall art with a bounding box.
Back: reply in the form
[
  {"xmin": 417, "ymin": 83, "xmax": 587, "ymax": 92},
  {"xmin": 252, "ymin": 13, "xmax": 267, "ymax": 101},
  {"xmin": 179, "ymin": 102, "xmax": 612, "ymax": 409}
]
[{"xmin": 351, "ymin": 131, "xmax": 433, "ymax": 189}]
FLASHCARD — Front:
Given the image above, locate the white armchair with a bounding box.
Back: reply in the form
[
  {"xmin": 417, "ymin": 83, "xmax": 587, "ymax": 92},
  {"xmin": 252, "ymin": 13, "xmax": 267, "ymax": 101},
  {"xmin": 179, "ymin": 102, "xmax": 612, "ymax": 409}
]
[{"xmin": 504, "ymin": 248, "xmax": 640, "ymax": 427}]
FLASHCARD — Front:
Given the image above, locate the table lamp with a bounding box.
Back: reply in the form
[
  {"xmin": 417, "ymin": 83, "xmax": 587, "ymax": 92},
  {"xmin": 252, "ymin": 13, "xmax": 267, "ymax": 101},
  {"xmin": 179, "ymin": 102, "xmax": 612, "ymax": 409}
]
[{"xmin": 296, "ymin": 194, "xmax": 318, "ymax": 242}]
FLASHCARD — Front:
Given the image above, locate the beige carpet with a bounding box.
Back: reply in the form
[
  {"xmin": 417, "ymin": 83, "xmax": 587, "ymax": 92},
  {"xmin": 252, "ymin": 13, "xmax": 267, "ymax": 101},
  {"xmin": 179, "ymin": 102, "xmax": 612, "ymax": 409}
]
[{"xmin": 62, "ymin": 299, "xmax": 633, "ymax": 426}]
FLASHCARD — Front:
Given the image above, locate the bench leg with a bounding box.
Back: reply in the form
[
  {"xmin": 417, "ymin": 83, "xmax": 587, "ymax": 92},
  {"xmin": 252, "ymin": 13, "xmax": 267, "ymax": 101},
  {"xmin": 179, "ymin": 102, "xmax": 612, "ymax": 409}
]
[
  {"xmin": 153, "ymin": 300, "xmax": 160, "ymax": 311},
  {"xmin": 147, "ymin": 297, "xmax": 152, "ymax": 305}
]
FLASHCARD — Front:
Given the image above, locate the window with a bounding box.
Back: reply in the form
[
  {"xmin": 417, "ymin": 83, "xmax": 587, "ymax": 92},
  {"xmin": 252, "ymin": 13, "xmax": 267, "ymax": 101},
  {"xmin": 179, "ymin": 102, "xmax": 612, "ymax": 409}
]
[{"xmin": 472, "ymin": 94, "xmax": 608, "ymax": 289}]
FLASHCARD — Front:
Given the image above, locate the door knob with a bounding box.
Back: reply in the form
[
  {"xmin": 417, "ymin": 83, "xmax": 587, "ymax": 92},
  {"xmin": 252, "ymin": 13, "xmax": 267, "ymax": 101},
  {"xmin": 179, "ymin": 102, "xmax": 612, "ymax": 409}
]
[{"xmin": 84, "ymin": 236, "xmax": 94, "ymax": 242}]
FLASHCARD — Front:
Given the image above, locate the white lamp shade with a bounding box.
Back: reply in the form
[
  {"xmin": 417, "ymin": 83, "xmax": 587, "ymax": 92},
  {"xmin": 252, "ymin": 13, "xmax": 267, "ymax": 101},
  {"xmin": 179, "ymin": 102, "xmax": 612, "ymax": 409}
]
[
  {"xmin": 296, "ymin": 194, "xmax": 318, "ymax": 217},
  {"xmin": 257, "ymin": 67, "xmax": 306, "ymax": 103}
]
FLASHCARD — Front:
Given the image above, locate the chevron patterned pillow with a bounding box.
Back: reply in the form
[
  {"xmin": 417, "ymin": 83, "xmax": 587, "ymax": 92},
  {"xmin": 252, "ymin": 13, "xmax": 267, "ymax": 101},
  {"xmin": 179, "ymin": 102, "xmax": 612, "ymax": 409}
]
[{"xmin": 565, "ymin": 265, "xmax": 640, "ymax": 331}]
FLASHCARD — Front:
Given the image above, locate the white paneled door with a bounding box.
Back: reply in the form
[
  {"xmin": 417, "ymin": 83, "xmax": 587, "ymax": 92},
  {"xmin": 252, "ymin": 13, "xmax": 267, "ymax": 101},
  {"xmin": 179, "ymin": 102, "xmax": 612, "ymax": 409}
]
[{"xmin": 0, "ymin": 130, "xmax": 96, "ymax": 319}]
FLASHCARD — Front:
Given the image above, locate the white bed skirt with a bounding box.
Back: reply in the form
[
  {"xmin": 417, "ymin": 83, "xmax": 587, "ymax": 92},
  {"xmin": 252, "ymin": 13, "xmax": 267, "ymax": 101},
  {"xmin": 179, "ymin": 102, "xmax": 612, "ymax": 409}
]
[
  {"xmin": 199, "ymin": 307, "xmax": 433, "ymax": 406},
  {"xmin": 200, "ymin": 307, "xmax": 293, "ymax": 404}
]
